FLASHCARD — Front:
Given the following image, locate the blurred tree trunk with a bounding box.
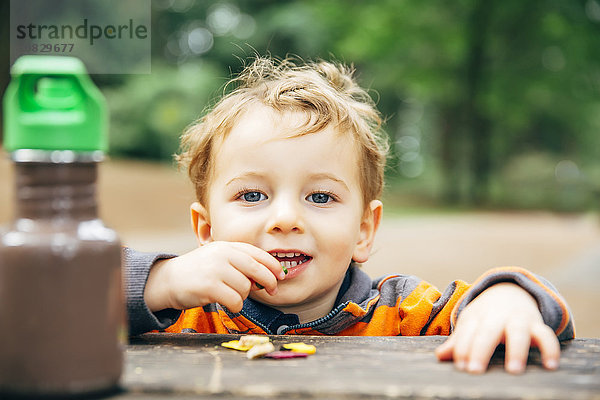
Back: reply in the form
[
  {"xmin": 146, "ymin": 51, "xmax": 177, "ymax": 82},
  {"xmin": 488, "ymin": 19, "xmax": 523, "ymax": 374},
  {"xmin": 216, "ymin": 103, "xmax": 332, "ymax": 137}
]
[
  {"xmin": 439, "ymin": 104, "xmax": 463, "ymax": 205},
  {"xmin": 470, "ymin": 113, "xmax": 492, "ymax": 205},
  {"xmin": 438, "ymin": 0, "xmax": 493, "ymax": 206},
  {"xmin": 462, "ymin": 0, "xmax": 493, "ymax": 206}
]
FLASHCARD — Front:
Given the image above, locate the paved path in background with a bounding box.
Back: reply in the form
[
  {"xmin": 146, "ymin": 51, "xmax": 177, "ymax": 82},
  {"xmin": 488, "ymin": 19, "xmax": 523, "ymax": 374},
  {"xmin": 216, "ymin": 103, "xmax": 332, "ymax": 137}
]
[{"xmin": 1, "ymin": 158, "xmax": 599, "ymax": 336}]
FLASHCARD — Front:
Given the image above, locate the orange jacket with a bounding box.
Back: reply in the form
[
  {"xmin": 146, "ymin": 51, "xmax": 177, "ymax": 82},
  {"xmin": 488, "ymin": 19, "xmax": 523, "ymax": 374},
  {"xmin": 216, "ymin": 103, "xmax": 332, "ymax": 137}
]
[{"xmin": 157, "ymin": 265, "xmax": 573, "ymax": 339}]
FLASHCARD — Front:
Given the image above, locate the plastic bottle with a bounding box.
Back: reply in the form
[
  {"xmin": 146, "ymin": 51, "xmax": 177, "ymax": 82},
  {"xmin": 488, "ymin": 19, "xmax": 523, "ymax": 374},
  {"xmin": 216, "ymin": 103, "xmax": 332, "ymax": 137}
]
[{"xmin": 0, "ymin": 56, "xmax": 124, "ymax": 397}]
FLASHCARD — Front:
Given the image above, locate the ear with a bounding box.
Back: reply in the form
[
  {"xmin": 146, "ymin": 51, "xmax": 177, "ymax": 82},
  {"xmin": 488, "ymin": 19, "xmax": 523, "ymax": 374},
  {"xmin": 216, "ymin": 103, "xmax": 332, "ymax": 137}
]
[
  {"xmin": 190, "ymin": 202, "xmax": 212, "ymax": 245},
  {"xmin": 352, "ymin": 200, "xmax": 383, "ymax": 263}
]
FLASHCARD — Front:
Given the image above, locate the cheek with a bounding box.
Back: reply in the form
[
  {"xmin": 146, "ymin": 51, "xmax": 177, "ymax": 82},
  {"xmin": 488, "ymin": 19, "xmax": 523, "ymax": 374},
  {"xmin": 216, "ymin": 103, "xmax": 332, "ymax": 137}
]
[
  {"xmin": 210, "ymin": 208, "xmax": 263, "ymax": 242},
  {"xmin": 316, "ymin": 215, "xmax": 362, "ymax": 259}
]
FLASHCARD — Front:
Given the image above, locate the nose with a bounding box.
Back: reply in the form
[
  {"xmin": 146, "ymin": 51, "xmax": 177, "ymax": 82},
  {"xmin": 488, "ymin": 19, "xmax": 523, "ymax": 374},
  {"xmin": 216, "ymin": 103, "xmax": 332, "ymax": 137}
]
[{"xmin": 266, "ymin": 195, "xmax": 304, "ymax": 234}]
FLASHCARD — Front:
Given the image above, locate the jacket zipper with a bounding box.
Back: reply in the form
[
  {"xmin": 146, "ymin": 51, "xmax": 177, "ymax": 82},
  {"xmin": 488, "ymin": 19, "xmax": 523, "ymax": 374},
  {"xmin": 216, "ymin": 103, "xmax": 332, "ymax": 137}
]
[{"xmin": 276, "ymin": 302, "xmax": 349, "ymax": 334}]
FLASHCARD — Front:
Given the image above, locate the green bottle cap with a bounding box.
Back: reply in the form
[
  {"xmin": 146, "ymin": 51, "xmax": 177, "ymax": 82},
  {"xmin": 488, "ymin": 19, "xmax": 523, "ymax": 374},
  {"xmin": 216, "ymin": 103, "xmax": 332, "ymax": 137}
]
[{"xmin": 3, "ymin": 55, "xmax": 107, "ymax": 153}]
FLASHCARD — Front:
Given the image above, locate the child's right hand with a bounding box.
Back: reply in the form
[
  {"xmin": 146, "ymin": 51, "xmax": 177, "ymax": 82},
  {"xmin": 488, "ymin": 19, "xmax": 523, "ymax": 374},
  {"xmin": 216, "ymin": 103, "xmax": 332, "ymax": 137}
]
[{"xmin": 143, "ymin": 242, "xmax": 285, "ymax": 313}]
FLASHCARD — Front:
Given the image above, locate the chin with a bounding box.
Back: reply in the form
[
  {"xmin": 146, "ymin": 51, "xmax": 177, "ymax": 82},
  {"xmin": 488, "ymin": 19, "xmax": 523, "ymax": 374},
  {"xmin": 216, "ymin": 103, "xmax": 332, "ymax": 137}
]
[{"xmin": 251, "ymin": 291, "xmax": 309, "ymax": 307}]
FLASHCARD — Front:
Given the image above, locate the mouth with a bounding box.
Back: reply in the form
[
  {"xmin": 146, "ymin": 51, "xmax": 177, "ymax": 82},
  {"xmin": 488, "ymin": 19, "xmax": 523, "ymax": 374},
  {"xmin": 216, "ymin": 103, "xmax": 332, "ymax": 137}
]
[{"xmin": 268, "ymin": 251, "xmax": 312, "ymax": 272}]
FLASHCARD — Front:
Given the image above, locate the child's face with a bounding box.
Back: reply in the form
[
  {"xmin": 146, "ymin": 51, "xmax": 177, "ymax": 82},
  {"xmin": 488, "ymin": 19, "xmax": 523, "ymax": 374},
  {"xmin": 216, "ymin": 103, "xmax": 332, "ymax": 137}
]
[{"xmin": 192, "ymin": 105, "xmax": 381, "ymax": 308}]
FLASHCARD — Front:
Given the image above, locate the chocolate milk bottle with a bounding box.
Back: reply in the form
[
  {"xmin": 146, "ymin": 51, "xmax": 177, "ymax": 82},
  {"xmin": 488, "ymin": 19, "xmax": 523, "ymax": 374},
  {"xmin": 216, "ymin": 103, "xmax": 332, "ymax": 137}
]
[{"xmin": 0, "ymin": 56, "xmax": 124, "ymax": 397}]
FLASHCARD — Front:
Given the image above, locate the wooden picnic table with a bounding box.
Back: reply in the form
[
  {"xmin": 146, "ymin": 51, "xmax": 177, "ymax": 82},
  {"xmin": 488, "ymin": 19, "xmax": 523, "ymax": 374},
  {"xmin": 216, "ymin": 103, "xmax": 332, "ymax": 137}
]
[{"xmin": 106, "ymin": 333, "xmax": 600, "ymax": 399}]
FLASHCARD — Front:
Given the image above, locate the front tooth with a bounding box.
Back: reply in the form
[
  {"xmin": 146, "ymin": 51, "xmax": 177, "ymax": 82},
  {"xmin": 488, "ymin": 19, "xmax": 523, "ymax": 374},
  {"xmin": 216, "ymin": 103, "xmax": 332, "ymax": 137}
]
[
  {"xmin": 278, "ymin": 252, "xmax": 285, "ymax": 258},
  {"xmin": 285, "ymin": 261, "xmax": 292, "ymax": 269},
  {"xmin": 280, "ymin": 261, "xmax": 286, "ymax": 268},
  {"xmin": 290, "ymin": 261, "xmax": 298, "ymax": 267}
]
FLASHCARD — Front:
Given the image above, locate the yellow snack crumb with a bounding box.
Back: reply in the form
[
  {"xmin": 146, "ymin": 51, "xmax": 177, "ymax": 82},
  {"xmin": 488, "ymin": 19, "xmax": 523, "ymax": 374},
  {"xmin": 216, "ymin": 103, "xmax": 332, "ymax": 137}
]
[
  {"xmin": 282, "ymin": 343, "xmax": 316, "ymax": 354},
  {"xmin": 220, "ymin": 340, "xmax": 253, "ymax": 351}
]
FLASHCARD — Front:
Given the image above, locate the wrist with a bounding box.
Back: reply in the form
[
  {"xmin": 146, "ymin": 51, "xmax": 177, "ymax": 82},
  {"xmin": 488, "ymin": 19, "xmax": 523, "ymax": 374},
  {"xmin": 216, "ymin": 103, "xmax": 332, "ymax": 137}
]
[
  {"xmin": 144, "ymin": 257, "xmax": 175, "ymax": 312},
  {"xmin": 482, "ymin": 282, "xmax": 539, "ymax": 309}
]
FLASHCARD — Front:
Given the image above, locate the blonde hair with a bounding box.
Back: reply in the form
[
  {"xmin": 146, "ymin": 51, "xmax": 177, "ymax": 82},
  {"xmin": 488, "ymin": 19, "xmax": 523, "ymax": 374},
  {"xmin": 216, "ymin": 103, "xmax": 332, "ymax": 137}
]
[{"xmin": 176, "ymin": 56, "xmax": 388, "ymax": 207}]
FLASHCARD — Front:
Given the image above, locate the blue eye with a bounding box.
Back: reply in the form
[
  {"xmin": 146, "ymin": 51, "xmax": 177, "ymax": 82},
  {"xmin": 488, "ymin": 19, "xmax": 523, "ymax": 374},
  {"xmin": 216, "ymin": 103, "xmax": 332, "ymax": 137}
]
[
  {"xmin": 307, "ymin": 192, "xmax": 332, "ymax": 204},
  {"xmin": 242, "ymin": 191, "xmax": 266, "ymax": 202}
]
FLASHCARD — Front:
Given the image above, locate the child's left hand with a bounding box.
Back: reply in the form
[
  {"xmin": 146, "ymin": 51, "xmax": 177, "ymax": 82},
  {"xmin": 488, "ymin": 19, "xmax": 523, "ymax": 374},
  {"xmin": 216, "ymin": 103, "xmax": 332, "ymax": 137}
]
[{"xmin": 435, "ymin": 282, "xmax": 560, "ymax": 374}]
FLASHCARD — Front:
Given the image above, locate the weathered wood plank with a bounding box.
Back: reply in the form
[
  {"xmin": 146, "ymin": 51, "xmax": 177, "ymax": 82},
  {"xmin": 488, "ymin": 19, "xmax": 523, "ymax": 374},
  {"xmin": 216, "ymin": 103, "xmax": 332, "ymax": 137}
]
[{"xmin": 105, "ymin": 334, "xmax": 600, "ymax": 399}]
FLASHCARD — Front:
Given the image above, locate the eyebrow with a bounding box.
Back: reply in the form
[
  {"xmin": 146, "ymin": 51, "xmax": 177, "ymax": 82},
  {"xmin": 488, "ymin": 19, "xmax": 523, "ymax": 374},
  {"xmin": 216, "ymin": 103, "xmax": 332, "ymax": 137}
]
[
  {"xmin": 225, "ymin": 172, "xmax": 265, "ymax": 187},
  {"xmin": 308, "ymin": 173, "xmax": 350, "ymax": 191},
  {"xmin": 225, "ymin": 172, "xmax": 350, "ymax": 191}
]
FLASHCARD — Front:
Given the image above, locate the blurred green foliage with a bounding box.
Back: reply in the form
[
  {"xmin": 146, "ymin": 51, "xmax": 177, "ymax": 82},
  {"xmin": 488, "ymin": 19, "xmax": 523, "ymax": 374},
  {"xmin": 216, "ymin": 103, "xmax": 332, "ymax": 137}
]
[
  {"xmin": 104, "ymin": 62, "xmax": 222, "ymax": 159},
  {"xmin": 100, "ymin": 0, "xmax": 600, "ymax": 211}
]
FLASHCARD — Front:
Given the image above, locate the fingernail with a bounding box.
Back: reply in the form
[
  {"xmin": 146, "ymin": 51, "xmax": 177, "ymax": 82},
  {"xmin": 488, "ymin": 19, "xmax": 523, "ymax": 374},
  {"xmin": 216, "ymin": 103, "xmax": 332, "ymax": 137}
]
[
  {"xmin": 467, "ymin": 360, "xmax": 484, "ymax": 373},
  {"xmin": 456, "ymin": 360, "xmax": 467, "ymax": 371},
  {"xmin": 507, "ymin": 360, "xmax": 524, "ymax": 374},
  {"xmin": 544, "ymin": 359, "xmax": 559, "ymax": 370},
  {"xmin": 279, "ymin": 271, "xmax": 286, "ymax": 280}
]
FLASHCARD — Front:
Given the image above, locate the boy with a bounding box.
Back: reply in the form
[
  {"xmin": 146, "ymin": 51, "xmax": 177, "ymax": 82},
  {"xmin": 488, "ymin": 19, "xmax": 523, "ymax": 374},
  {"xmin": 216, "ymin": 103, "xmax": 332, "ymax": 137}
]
[{"xmin": 125, "ymin": 57, "xmax": 573, "ymax": 374}]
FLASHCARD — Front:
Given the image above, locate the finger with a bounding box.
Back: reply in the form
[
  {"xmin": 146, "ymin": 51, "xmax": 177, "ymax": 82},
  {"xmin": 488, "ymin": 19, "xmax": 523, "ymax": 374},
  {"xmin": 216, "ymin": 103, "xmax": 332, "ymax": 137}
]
[
  {"xmin": 250, "ymin": 280, "xmax": 278, "ymax": 296},
  {"xmin": 216, "ymin": 266, "xmax": 254, "ymax": 299},
  {"xmin": 504, "ymin": 320, "xmax": 531, "ymax": 374},
  {"xmin": 451, "ymin": 317, "xmax": 479, "ymax": 372},
  {"xmin": 213, "ymin": 283, "xmax": 245, "ymax": 313},
  {"xmin": 228, "ymin": 251, "xmax": 278, "ymax": 295},
  {"xmin": 464, "ymin": 318, "xmax": 504, "ymax": 374},
  {"xmin": 435, "ymin": 334, "xmax": 456, "ymax": 361},
  {"xmin": 531, "ymin": 323, "xmax": 560, "ymax": 370},
  {"xmin": 230, "ymin": 242, "xmax": 286, "ymax": 279}
]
